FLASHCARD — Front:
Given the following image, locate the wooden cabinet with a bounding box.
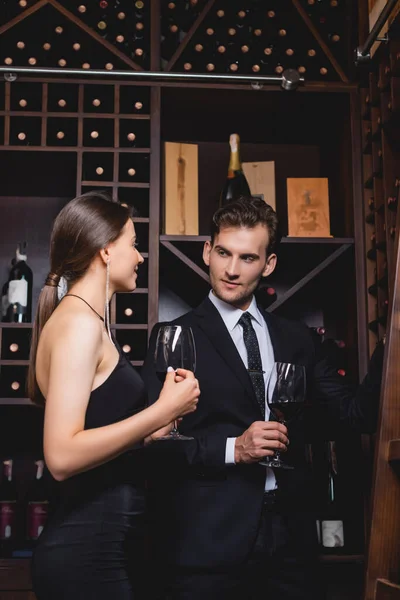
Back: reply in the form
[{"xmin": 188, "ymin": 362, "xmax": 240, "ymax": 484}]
[{"xmin": 0, "ymin": 560, "xmax": 34, "ymax": 598}]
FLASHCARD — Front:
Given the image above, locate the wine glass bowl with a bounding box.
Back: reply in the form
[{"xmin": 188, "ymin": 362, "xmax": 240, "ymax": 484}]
[
  {"xmin": 154, "ymin": 325, "xmax": 196, "ymax": 441},
  {"xmin": 264, "ymin": 362, "xmax": 306, "ymax": 469}
]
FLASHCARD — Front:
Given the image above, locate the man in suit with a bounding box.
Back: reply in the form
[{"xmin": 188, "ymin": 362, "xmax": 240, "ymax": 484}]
[{"xmin": 142, "ymin": 196, "xmax": 383, "ymax": 600}]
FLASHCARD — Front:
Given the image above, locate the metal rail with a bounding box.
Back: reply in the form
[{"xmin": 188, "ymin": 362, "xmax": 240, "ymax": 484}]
[
  {"xmin": 355, "ymin": 0, "xmax": 399, "ymax": 63},
  {"xmin": 0, "ymin": 66, "xmax": 304, "ymax": 90}
]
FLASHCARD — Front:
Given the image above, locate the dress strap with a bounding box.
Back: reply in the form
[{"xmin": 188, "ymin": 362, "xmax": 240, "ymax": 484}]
[{"xmin": 63, "ymin": 294, "xmax": 105, "ymax": 322}]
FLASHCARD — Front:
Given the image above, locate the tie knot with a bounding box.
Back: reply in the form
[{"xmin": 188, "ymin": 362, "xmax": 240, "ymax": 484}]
[{"xmin": 239, "ymin": 312, "xmax": 253, "ymax": 328}]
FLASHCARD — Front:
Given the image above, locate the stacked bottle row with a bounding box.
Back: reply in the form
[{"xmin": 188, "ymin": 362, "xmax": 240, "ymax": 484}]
[
  {"xmin": 0, "ymin": 1, "xmax": 150, "ymax": 70},
  {"xmin": 163, "ymin": 1, "xmax": 345, "ymax": 79},
  {"xmin": 1, "ymin": 82, "xmax": 150, "ymax": 151},
  {"xmin": 0, "ymin": 458, "xmax": 48, "ymax": 557},
  {"xmin": 361, "ymin": 40, "xmax": 400, "ymax": 356}
]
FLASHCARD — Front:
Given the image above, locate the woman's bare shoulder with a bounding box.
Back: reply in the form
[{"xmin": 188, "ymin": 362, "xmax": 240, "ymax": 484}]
[{"xmin": 40, "ymin": 303, "xmax": 103, "ymax": 358}]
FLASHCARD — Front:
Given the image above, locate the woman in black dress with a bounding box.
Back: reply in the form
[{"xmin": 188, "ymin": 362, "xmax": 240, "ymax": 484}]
[{"xmin": 28, "ymin": 191, "xmax": 200, "ymax": 599}]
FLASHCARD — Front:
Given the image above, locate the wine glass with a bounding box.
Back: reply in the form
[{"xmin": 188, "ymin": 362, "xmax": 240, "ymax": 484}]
[
  {"xmin": 261, "ymin": 362, "xmax": 306, "ymax": 469},
  {"xmin": 154, "ymin": 325, "xmax": 196, "ymax": 441}
]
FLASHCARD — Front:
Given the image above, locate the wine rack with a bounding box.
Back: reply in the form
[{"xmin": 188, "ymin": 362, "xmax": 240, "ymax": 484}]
[
  {"xmin": 0, "ymin": 78, "xmax": 152, "ymax": 406},
  {"xmin": 361, "ymin": 40, "xmax": 400, "ymax": 359}
]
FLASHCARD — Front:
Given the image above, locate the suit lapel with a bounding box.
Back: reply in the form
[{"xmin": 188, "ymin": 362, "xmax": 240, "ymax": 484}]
[
  {"xmin": 194, "ymin": 298, "xmax": 258, "ymax": 408},
  {"xmin": 260, "ymin": 307, "xmax": 285, "ymax": 363}
]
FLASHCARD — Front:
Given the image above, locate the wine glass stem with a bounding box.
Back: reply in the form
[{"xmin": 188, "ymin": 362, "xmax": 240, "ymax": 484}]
[
  {"xmin": 171, "ymin": 420, "xmax": 179, "ymax": 435},
  {"xmin": 274, "ymin": 419, "xmax": 286, "ymax": 461}
]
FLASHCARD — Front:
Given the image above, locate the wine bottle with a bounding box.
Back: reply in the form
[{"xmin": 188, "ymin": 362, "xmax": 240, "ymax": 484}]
[
  {"xmin": 1, "ymin": 258, "xmax": 15, "ymax": 322},
  {"xmin": 26, "ymin": 460, "xmax": 48, "ymax": 543},
  {"xmin": 219, "ymin": 133, "xmax": 250, "ymax": 207},
  {"xmin": 0, "ymin": 459, "xmax": 17, "ymax": 557},
  {"xmin": 319, "ymin": 441, "xmax": 344, "ymax": 552},
  {"xmin": 6, "ymin": 242, "xmax": 33, "ymax": 323}
]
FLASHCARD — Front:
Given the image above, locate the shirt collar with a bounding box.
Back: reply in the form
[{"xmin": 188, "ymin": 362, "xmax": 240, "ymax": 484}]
[{"xmin": 208, "ymin": 291, "xmax": 263, "ymax": 332}]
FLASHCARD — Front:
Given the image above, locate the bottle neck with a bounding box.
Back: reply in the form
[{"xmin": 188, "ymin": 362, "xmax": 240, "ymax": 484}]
[
  {"xmin": 3, "ymin": 460, "xmax": 12, "ymax": 482},
  {"xmin": 228, "ymin": 134, "xmax": 242, "ymax": 175},
  {"xmin": 16, "ymin": 250, "xmax": 27, "ymax": 263}
]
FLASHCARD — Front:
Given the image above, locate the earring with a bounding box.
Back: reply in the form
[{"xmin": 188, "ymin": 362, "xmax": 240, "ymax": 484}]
[{"xmin": 105, "ymin": 258, "xmax": 113, "ymax": 345}]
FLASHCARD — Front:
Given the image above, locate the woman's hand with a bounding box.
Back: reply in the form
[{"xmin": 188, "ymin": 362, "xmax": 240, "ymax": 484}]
[{"xmin": 156, "ymin": 367, "xmax": 200, "ymax": 421}]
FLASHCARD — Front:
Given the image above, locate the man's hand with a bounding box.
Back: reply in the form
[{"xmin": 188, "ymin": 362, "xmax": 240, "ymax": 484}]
[{"xmin": 234, "ymin": 421, "xmax": 289, "ymax": 464}]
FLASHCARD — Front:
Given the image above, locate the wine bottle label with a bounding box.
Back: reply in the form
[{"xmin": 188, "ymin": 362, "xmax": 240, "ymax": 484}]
[
  {"xmin": 8, "ymin": 279, "xmax": 28, "ymax": 308},
  {"xmin": 27, "ymin": 501, "xmax": 48, "ymax": 539},
  {"xmin": 321, "ymin": 520, "xmax": 344, "ymax": 547},
  {"xmin": 0, "ymin": 502, "xmax": 16, "ymax": 540}
]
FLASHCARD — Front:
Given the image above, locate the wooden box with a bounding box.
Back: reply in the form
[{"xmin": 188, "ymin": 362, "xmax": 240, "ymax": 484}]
[
  {"xmin": 286, "ymin": 177, "xmax": 331, "ymax": 238},
  {"xmin": 164, "ymin": 142, "xmax": 199, "ymax": 235},
  {"xmin": 242, "ymin": 160, "xmax": 276, "ymax": 210}
]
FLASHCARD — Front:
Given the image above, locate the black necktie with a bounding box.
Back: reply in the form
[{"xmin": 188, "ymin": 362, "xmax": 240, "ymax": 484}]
[{"xmin": 239, "ymin": 312, "xmax": 265, "ymax": 418}]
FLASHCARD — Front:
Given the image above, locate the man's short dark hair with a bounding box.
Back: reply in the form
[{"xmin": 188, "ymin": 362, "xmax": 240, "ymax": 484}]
[{"xmin": 210, "ymin": 195, "xmax": 281, "ymax": 256}]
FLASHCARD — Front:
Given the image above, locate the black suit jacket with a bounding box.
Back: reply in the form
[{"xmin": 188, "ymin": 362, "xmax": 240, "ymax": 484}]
[{"xmin": 141, "ymin": 297, "xmax": 382, "ymax": 569}]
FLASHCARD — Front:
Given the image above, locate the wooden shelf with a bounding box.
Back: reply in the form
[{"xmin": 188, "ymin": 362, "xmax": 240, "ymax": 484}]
[
  {"xmin": 110, "ymin": 324, "xmax": 148, "ymax": 329},
  {"xmin": 319, "ymin": 554, "xmax": 364, "ymax": 564},
  {"xmin": 81, "ymin": 181, "xmax": 150, "ymax": 188},
  {"xmin": 0, "ymin": 323, "xmax": 32, "ymax": 329},
  {"xmin": 0, "ymin": 146, "xmax": 151, "ymax": 153},
  {"xmin": 388, "ymin": 439, "xmax": 400, "ymax": 463},
  {"xmin": 160, "ymin": 235, "xmax": 355, "ymax": 244},
  {"xmin": 375, "ymin": 578, "xmax": 400, "ymax": 600},
  {"xmin": 0, "ymin": 360, "xmax": 29, "ymax": 366},
  {"xmin": 0, "ymin": 111, "xmax": 150, "ymax": 120},
  {"xmin": 0, "ymin": 399, "xmax": 33, "ymax": 405}
]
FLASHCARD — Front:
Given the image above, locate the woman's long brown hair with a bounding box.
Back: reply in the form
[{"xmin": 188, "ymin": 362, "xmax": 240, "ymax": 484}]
[{"xmin": 28, "ymin": 191, "xmax": 131, "ymax": 406}]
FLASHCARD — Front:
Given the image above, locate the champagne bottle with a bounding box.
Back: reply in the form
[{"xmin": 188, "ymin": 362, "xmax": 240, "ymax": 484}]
[
  {"xmin": 219, "ymin": 133, "xmax": 250, "ymax": 207},
  {"xmin": 26, "ymin": 460, "xmax": 48, "ymax": 543},
  {"xmin": 6, "ymin": 242, "xmax": 33, "ymax": 323},
  {"xmin": 0, "ymin": 459, "xmax": 17, "ymax": 557},
  {"xmin": 319, "ymin": 441, "xmax": 345, "ymax": 552}
]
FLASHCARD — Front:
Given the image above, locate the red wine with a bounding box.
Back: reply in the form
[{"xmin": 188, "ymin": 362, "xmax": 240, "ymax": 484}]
[
  {"xmin": 268, "ymin": 402, "xmax": 301, "ymax": 422},
  {"xmin": 219, "ymin": 133, "xmax": 251, "ymax": 207}
]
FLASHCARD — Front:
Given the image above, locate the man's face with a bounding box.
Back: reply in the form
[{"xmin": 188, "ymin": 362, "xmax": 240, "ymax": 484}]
[{"xmin": 203, "ymin": 225, "xmax": 277, "ymax": 311}]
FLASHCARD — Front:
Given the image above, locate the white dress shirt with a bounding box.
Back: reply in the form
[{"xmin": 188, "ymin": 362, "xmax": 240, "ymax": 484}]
[{"xmin": 208, "ymin": 291, "xmax": 277, "ymax": 491}]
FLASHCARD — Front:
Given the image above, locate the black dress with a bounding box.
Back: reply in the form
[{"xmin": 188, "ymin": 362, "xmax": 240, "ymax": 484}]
[{"xmin": 31, "ymin": 346, "xmax": 148, "ymax": 599}]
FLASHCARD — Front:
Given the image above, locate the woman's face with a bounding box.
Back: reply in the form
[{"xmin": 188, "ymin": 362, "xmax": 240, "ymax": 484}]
[{"xmin": 109, "ymin": 219, "xmax": 144, "ymax": 293}]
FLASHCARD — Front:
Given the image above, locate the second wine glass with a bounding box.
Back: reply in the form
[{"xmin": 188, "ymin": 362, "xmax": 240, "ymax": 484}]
[
  {"xmin": 262, "ymin": 362, "xmax": 306, "ymax": 469},
  {"xmin": 154, "ymin": 325, "xmax": 196, "ymax": 441}
]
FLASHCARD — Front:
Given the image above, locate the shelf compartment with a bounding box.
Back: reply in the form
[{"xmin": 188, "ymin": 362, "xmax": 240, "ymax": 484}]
[{"xmin": 0, "ymin": 328, "xmax": 31, "ymax": 361}]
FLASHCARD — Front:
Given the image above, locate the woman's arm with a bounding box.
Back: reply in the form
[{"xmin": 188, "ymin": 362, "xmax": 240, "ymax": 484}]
[{"xmin": 44, "ymin": 315, "xmax": 199, "ymax": 481}]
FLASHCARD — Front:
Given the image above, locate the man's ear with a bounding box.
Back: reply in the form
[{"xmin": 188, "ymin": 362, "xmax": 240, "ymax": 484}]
[
  {"xmin": 203, "ymin": 240, "xmax": 212, "ymax": 267},
  {"xmin": 262, "ymin": 253, "xmax": 277, "ymax": 278}
]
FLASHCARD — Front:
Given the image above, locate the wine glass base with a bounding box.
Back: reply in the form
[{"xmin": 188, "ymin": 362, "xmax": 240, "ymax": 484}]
[
  {"xmin": 265, "ymin": 459, "xmax": 294, "ymax": 470},
  {"xmin": 155, "ymin": 433, "xmax": 194, "ymax": 441}
]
